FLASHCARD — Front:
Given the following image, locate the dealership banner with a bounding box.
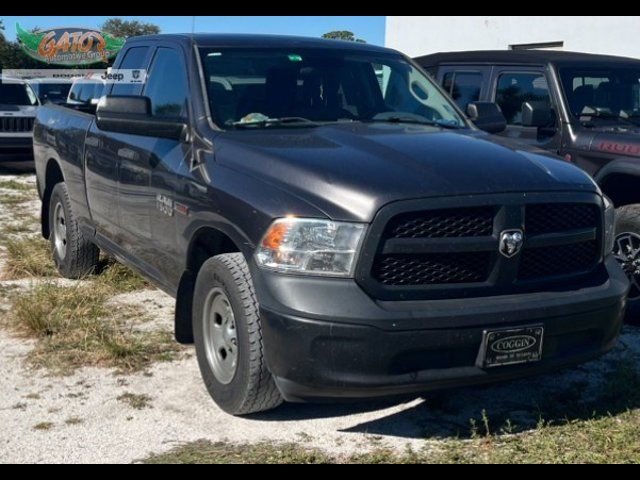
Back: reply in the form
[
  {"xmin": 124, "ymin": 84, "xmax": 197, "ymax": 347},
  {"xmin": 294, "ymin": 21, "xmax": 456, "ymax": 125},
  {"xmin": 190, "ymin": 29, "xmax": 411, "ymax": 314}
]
[
  {"xmin": 15, "ymin": 23, "xmax": 125, "ymax": 65},
  {"xmin": 1, "ymin": 69, "xmax": 147, "ymax": 84}
]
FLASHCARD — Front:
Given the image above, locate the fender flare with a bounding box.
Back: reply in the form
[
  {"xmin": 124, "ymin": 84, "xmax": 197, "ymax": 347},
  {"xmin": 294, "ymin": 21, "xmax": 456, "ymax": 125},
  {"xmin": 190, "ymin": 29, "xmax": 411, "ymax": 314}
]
[
  {"xmin": 175, "ymin": 221, "xmax": 253, "ymax": 344},
  {"xmin": 594, "ymin": 158, "xmax": 640, "ymax": 184}
]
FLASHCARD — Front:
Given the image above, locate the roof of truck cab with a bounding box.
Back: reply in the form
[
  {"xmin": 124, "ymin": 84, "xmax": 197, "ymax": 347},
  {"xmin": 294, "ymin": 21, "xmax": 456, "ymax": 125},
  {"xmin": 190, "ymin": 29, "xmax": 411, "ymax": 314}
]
[
  {"xmin": 415, "ymin": 50, "xmax": 640, "ymax": 67},
  {"xmin": 125, "ymin": 33, "xmax": 394, "ymax": 54}
]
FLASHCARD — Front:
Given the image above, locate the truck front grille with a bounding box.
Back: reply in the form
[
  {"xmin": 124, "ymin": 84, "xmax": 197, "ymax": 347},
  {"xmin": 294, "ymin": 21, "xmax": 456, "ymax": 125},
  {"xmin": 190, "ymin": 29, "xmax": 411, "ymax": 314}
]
[
  {"xmin": 358, "ymin": 195, "xmax": 603, "ymax": 300},
  {"xmin": 526, "ymin": 204, "xmax": 598, "ymax": 235},
  {"xmin": 0, "ymin": 117, "xmax": 35, "ymax": 133},
  {"xmin": 519, "ymin": 240, "xmax": 599, "ymax": 281},
  {"xmin": 385, "ymin": 207, "xmax": 494, "ymax": 238},
  {"xmin": 373, "ymin": 252, "xmax": 492, "ymax": 285}
]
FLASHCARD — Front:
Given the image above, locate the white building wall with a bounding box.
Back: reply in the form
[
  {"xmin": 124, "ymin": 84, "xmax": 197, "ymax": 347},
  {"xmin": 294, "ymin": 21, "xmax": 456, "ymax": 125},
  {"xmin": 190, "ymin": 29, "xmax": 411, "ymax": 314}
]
[{"xmin": 386, "ymin": 16, "xmax": 640, "ymax": 59}]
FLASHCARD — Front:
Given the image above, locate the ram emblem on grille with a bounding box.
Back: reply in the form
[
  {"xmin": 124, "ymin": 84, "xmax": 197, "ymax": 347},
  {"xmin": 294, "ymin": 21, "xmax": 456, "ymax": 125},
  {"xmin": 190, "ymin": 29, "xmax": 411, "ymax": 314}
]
[{"xmin": 499, "ymin": 230, "xmax": 524, "ymax": 259}]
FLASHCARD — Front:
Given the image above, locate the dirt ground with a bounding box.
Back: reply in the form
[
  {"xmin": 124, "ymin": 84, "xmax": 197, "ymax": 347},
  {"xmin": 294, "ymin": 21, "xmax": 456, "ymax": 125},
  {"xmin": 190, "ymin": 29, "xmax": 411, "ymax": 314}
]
[{"xmin": 0, "ymin": 166, "xmax": 639, "ymax": 464}]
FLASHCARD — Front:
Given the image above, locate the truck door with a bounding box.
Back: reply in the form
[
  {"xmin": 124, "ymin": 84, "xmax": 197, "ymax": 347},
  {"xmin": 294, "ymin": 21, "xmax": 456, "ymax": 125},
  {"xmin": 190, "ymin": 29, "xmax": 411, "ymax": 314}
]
[
  {"xmin": 490, "ymin": 67, "xmax": 562, "ymax": 151},
  {"xmin": 85, "ymin": 45, "xmax": 152, "ymax": 241},
  {"xmin": 136, "ymin": 46, "xmax": 191, "ymax": 288}
]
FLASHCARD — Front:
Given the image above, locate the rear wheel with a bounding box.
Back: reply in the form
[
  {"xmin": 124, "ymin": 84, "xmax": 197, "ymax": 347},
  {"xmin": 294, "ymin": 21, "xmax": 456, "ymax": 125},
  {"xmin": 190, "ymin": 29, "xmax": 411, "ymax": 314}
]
[
  {"xmin": 613, "ymin": 205, "xmax": 640, "ymax": 324},
  {"xmin": 193, "ymin": 253, "xmax": 283, "ymax": 415},
  {"xmin": 49, "ymin": 183, "xmax": 100, "ymax": 279}
]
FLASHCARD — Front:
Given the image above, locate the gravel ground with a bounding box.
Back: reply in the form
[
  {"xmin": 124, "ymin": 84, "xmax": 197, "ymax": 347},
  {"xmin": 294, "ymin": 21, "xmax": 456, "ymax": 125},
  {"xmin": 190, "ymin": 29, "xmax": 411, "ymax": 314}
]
[{"xmin": 0, "ymin": 171, "xmax": 639, "ymax": 464}]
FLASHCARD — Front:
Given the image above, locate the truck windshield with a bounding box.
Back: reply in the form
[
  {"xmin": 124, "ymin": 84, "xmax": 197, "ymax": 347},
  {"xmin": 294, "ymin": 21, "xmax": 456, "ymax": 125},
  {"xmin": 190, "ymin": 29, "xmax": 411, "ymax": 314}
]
[
  {"xmin": 560, "ymin": 66, "xmax": 640, "ymax": 124},
  {"xmin": 0, "ymin": 82, "xmax": 39, "ymax": 106},
  {"xmin": 199, "ymin": 48, "xmax": 466, "ymax": 129}
]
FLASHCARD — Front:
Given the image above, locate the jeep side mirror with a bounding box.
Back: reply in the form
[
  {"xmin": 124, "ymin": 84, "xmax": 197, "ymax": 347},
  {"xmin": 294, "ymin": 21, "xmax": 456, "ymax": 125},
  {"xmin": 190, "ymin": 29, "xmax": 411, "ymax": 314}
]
[
  {"xmin": 522, "ymin": 101, "xmax": 553, "ymax": 128},
  {"xmin": 96, "ymin": 95, "xmax": 187, "ymax": 141},
  {"xmin": 467, "ymin": 102, "xmax": 507, "ymax": 134}
]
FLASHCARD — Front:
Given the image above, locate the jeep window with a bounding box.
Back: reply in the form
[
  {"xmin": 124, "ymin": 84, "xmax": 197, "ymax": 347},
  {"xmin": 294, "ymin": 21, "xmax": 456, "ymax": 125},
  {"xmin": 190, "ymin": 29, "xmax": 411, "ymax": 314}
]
[
  {"xmin": 200, "ymin": 48, "xmax": 466, "ymax": 129},
  {"xmin": 143, "ymin": 48, "xmax": 189, "ymax": 120},
  {"xmin": 73, "ymin": 80, "xmax": 104, "ymax": 104},
  {"xmin": 495, "ymin": 73, "xmax": 550, "ymax": 125},
  {"xmin": 31, "ymin": 82, "xmax": 72, "ymax": 103},
  {"xmin": 0, "ymin": 82, "xmax": 38, "ymax": 106},
  {"xmin": 442, "ymin": 71, "xmax": 482, "ymax": 109},
  {"xmin": 111, "ymin": 46, "xmax": 149, "ymax": 96},
  {"xmin": 559, "ymin": 67, "xmax": 640, "ymax": 122}
]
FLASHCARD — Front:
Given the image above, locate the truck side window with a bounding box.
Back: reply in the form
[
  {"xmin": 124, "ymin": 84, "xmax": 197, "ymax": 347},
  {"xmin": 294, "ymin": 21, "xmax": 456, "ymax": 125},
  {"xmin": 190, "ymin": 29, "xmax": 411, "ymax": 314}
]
[
  {"xmin": 111, "ymin": 47, "xmax": 150, "ymax": 96},
  {"xmin": 143, "ymin": 48, "xmax": 188, "ymax": 120},
  {"xmin": 496, "ymin": 73, "xmax": 550, "ymax": 125},
  {"xmin": 442, "ymin": 72, "xmax": 482, "ymax": 109}
]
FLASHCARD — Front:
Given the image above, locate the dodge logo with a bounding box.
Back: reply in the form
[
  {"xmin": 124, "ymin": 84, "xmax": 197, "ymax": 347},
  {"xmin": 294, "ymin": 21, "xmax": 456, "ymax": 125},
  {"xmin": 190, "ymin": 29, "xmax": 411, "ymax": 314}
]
[{"xmin": 499, "ymin": 230, "xmax": 524, "ymax": 258}]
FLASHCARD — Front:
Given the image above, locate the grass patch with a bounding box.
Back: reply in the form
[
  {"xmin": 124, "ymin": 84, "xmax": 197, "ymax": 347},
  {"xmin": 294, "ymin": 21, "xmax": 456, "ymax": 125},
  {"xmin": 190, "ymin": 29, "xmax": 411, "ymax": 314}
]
[
  {"xmin": 33, "ymin": 422, "xmax": 54, "ymax": 431},
  {"xmin": 65, "ymin": 417, "xmax": 84, "ymax": 426},
  {"xmin": 0, "ymin": 180, "xmax": 35, "ymax": 192},
  {"xmin": 142, "ymin": 440, "xmax": 332, "ymax": 464},
  {"xmin": 97, "ymin": 260, "xmax": 150, "ymax": 294},
  {"xmin": 0, "ymin": 192, "xmax": 33, "ymax": 207},
  {"xmin": 117, "ymin": 392, "xmax": 153, "ymax": 410},
  {"xmin": 9, "ymin": 282, "xmax": 180, "ymax": 375},
  {"xmin": 0, "ymin": 237, "xmax": 148, "ymax": 293},
  {"xmin": 1, "ymin": 215, "xmax": 39, "ymax": 236},
  {"xmin": 143, "ymin": 411, "xmax": 640, "ymax": 464},
  {"xmin": 1, "ymin": 237, "xmax": 56, "ymax": 280}
]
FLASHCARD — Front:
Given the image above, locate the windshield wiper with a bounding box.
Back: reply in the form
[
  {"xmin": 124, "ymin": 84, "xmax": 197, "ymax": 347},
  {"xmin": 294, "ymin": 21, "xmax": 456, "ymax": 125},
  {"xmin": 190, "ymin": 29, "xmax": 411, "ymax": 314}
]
[
  {"xmin": 579, "ymin": 108, "xmax": 637, "ymax": 128},
  {"xmin": 369, "ymin": 116, "xmax": 464, "ymax": 130},
  {"xmin": 230, "ymin": 117, "xmax": 319, "ymax": 129}
]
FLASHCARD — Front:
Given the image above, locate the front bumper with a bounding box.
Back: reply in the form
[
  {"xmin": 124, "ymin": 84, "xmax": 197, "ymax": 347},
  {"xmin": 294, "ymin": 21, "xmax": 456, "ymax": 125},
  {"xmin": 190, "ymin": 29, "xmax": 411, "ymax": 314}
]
[
  {"xmin": 0, "ymin": 136, "xmax": 34, "ymax": 160},
  {"xmin": 253, "ymin": 257, "xmax": 629, "ymax": 402}
]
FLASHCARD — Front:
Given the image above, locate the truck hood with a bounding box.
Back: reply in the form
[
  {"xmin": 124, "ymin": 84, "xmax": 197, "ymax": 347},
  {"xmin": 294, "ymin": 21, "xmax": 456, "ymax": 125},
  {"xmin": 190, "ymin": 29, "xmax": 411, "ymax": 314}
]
[{"xmin": 217, "ymin": 123, "xmax": 599, "ymax": 222}]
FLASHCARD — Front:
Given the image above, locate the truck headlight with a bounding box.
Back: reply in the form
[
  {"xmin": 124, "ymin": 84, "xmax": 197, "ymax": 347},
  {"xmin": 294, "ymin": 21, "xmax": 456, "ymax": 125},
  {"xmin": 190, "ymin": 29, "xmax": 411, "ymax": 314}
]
[
  {"xmin": 604, "ymin": 196, "xmax": 616, "ymax": 256},
  {"xmin": 255, "ymin": 218, "xmax": 367, "ymax": 277}
]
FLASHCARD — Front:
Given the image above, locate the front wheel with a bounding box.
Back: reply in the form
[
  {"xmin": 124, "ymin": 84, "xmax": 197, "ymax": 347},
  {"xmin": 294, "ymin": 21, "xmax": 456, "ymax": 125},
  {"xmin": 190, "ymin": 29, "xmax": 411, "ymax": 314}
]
[
  {"xmin": 613, "ymin": 205, "xmax": 640, "ymax": 324},
  {"xmin": 193, "ymin": 253, "xmax": 283, "ymax": 415}
]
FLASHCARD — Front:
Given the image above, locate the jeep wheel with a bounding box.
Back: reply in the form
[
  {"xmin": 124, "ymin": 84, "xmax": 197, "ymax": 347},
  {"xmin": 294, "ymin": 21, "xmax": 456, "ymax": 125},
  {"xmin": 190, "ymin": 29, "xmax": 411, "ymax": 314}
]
[
  {"xmin": 193, "ymin": 253, "xmax": 283, "ymax": 415},
  {"xmin": 613, "ymin": 205, "xmax": 640, "ymax": 324},
  {"xmin": 49, "ymin": 183, "xmax": 100, "ymax": 279}
]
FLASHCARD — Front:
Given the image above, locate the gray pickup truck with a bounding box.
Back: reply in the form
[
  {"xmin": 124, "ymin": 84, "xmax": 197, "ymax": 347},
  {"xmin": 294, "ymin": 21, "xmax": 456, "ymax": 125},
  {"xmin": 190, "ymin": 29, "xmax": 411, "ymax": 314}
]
[{"xmin": 33, "ymin": 35, "xmax": 628, "ymax": 415}]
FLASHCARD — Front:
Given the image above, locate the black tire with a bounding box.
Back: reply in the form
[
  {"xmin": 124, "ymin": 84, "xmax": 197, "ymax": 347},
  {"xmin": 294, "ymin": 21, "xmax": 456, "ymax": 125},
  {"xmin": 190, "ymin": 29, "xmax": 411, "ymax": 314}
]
[
  {"xmin": 193, "ymin": 253, "xmax": 283, "ymax": 415},
  {"xmin": 614, "ymin": 205, "xmax": 640, "ymax": 324},
  {"xmin": 49, "ymin": 183, "xmax": 100, "ymax": 279}
]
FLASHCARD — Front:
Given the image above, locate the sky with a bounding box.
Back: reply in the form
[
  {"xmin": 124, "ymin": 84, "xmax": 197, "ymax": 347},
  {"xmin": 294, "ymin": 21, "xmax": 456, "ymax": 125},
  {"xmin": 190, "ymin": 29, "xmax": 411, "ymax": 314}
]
[{"xmin": 1, "ymin": 16, "xmax": 386, "ymax": 46}]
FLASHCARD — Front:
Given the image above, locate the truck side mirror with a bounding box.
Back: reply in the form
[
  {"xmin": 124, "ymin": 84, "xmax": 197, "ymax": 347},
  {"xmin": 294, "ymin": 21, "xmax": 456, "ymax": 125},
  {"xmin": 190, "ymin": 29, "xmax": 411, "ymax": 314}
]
[
  {"xmin": 467, "ymin": 102, "xmax": 507, "ymax": 134},
  {"xmin": 521, "ymin": 101, "xmax": 553, "ymax": 128},
  {"xmin": 96, "ymin": 95, "xmax": 187, "ymax": 141}
]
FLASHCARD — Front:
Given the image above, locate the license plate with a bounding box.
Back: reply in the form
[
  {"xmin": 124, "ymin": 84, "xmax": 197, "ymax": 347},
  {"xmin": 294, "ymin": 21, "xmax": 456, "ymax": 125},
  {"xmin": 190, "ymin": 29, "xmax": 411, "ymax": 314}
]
[{"xmin": 478, "ymin": 326, "xmax": 544, "ymax": 368}]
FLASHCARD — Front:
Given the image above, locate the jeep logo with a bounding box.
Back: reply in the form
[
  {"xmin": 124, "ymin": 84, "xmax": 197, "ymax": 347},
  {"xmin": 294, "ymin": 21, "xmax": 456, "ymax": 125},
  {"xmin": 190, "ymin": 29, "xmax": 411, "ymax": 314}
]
[{"xmin": 491, "ymin": 335, "xmax": 537, "ymax": 354}]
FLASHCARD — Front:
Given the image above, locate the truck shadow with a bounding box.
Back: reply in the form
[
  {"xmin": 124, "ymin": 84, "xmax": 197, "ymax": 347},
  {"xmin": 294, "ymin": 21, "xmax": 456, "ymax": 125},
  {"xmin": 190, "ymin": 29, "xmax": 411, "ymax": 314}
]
[
  {"xmin": 252, "ymin": 327, "xmax": 640, "ymax": 440},
  {"xmin": 0, "ymin": 160, "xmax": 35, "ymax": 175}
]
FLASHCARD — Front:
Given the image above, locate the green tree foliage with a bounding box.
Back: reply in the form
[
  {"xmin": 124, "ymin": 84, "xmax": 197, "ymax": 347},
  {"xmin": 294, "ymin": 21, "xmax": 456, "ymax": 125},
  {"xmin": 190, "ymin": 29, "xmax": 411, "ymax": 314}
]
[
  {"xmin": 101, "ymin": 18, "xmax": 161, "ymax": 39},
  {"xmin": 321, "ymin": 30, "xmax": 366, "ymax": 43}
]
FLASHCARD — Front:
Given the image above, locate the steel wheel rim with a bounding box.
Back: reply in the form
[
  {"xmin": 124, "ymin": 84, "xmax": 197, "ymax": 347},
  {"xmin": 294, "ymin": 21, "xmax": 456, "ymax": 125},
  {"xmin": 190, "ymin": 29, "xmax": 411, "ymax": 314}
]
[
  {"xmin": 614, "ymin": 232, "xmax": 640, "ymax": 301},
  {"xmin": 202, "ymin": 287, "xmax": 238, "ymax": 385},
  {"xmin": 53, "ymin": 202, "xmax": 68, "ymax": 260}
]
